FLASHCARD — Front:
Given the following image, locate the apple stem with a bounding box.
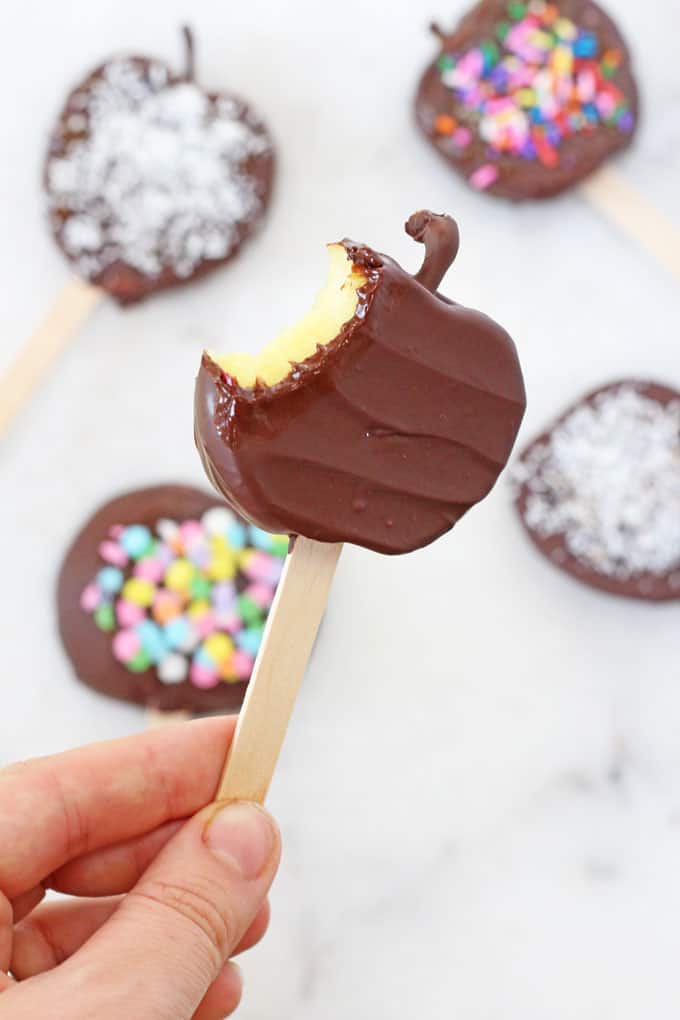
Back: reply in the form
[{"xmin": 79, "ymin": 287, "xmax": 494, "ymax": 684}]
[
  {"xmin": 405, "ymin": 211, "xmax": 460, "ymax": 293},
  {"xmin": 182, "ymin": 25, "xmax": 196, "ymax": 81},
  {"xmin": 429, "ymin": 22, "xmax": 448, "ymax": 45}
]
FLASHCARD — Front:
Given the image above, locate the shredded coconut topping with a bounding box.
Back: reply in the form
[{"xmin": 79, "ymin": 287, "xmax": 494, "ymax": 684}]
[
  {"xmin": 46, "ymin": 59, "xmax": 271, "ymax": 279},
  {"xmin": 515, "ymin": 385, "xmax": 680, "ymax": 579}
]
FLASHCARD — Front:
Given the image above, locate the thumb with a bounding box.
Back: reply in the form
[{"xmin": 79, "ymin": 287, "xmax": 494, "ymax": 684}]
[{"xmin": 64, "ymin": 801, "xmax": 279, "ymax": 1020}]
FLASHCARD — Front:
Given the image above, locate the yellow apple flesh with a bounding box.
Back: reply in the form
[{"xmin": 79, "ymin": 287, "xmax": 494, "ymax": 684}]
[{"xmin": 212, "ymin": 244, "xmax": 367, "ymax": 388}]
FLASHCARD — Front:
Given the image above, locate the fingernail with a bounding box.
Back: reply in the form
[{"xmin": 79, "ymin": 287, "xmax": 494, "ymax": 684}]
[{"xmin": 205, "ymin": 802, "xmax": 275, "ymax": 880}]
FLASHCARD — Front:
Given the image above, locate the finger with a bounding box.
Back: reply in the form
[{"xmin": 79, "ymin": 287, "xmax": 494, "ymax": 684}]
[
  {"xmin": 0, "ymin": 715, "xmax": 236, "ymax": 899},
  {"xmin": 52, "ymin": 801, "xmax": 280, "ymax": 1020},
  {"xmin": 50, "ymin": 820, "xmax": 184, "ymax": 896},
  {"xmin": 11, "ymin": 886, "xmax": 46, "ymax": 923},
  {"xmin": 0, "ymin": 973, "xmax": 13, "ymax": 995},
  {"xmin": 11, "ymin": 897, "xmax": 120, "ymax": 979},
  {"xmin": 193, "ymin": 961, "xmax": 242, "ymax": 1020},
  {"xmin": 11, "ymin": 896, "xmax": 270, "ymax": 980},
  {"xmin": 0, "ymin": 892, "xmax": 11, "ymax": 973},
  {"xmin": 235, "ymin": 899, "xmax": 270, "ymax": 955}
]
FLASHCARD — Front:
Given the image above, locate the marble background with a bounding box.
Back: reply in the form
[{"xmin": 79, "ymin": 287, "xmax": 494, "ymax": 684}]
[{"xmin": 1, "ymin": 0, "xmax": 679, "ymax": 1016}]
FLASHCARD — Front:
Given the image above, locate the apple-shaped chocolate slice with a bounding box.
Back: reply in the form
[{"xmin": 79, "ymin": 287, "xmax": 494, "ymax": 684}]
[
  {"xmin": 58, "ymin": 484, "xmax": 289, "ymax": 713},
  {"xmin": 0, "ymin": 27, "xmax": 276, "ymax": 440},
  {"xmin": 45, "ymin": 27, "xmax": 274, "ymax": 304},
  {"xmin": 514, "ymin": 380, "xmax": 680, "ymax": 600},
  {"xmin": 415, "ymin": 0, "xmax": 638, "ymax": 200},
  {"xmin": 2, "ymin": 28, "xmax": 275, "ymax": 438},
  {"xmin": 195, "ymin": 211, "xmax": 526, "ymax": 554}
]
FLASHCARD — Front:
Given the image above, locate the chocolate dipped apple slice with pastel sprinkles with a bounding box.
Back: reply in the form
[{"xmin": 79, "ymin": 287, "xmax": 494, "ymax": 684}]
[
  {"xmin": 0, "ymin": 27, "xmax": 274, "ymax": 437},
  {"xmin": 58, "ymin": 485, "xmax": 289, "ymax": 718},
  {"xmin": 195, "ymin": 211, "xmax": 526, "ymax": 802}
]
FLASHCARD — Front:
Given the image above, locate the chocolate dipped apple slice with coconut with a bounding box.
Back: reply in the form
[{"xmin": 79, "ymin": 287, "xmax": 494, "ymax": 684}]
[
  {"xmin": 195, "ymin": 211, "xmax": 526, "ymax": 802},
  {"xmin": 0, "ymin": 27, "xmax": 274, "ymax": 437}
]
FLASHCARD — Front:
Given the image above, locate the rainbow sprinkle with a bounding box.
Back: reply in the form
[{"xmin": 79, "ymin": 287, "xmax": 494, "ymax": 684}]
[
  {"xmin": 434, "ymin": 0, "xmax": 634, "ymax": 188},
  {"xmin": 80, "ymin": 507, "xmax": 288, "ymax": 689}
]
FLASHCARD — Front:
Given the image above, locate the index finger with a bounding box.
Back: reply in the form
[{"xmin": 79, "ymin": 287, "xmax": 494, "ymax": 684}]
[{"xmin": 0, "ymin": 715, "xmax": 236, "ymax": 900}]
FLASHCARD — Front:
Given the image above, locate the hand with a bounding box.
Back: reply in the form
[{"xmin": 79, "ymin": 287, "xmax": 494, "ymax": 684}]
[{"xmin": 0, "ymin": 717, "xmax": 280, "ymax": 1019}]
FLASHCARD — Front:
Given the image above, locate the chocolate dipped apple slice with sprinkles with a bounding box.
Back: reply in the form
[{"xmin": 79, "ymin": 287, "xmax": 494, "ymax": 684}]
[
  {"xmin": 194, "ymin": 211, "xmax": 526, "ymax": 802},
  {"xmin": 414, "ymin": 0, "xmax": 680, "ymax": 282},
  {"xmin": 58, "ymin": 484, "xmax": 289, "ymax": 717}
]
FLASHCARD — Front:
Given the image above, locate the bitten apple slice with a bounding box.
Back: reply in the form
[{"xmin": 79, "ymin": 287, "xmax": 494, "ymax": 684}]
[
  {"xmin": 213, "ymin": 244, "xmax": 368, "ymax": 389},
  {"xmin": 195, "ymin": 210, "xmax": 525, "ymax": 556},
  {"xmin": 194, "ymin": 212, "xmax": 525, "ymax": 808}
]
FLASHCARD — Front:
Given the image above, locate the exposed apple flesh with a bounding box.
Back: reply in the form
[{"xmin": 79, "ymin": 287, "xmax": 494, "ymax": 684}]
[{"xmin": 212, "ymin": 244, "xmax": 367, "ymax": 388}]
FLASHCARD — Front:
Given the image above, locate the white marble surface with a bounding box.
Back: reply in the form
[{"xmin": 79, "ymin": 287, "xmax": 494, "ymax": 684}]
[{"xmin": 2, "ymin": 1, "xmax": 680, "ymax": 1016}]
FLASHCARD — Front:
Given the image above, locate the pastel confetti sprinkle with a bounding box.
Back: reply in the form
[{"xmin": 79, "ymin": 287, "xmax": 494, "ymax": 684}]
[
  {"xmin": 80, "ymin": 507, "xmax": 286, "ymax": 688},
  {"xmin": 122, "ymin": 577, "xmax": 155, "ymax": 607},
  {"xmin": 434, "ymin": 1, "xmax": 635, "ymax": 188},
  {"xmin": 470, "ymin": 163, "xmax": 500, "ymax": 190},
  {"xmin": 163, "ymin": 615, "xmax": 192, "ymax": 650},
  {"xmin": 152, "ymin": 590, "xmax": 182, "ymax": 625},
  {"xmin": 237, "ymin": 626, "xmax": 264, "ymax": 657},
  {"xmin": 158, "ymin": 653, "xmax": 188, "ymax": 684},
  {"xmin": 113, "ymin": 629, "xmax": 140, "ymax": 663},
  {"xmin": 195, "ymin": 611, "xmax": 218, "ymax": 639},
  {"xmin": 246, "ymin": 582, "xmax": 276, "ymax": 609},
  {"xmin": 97, "ymin": 566, "xmax": 124, "ymax": 595},
  {"xmin": 99, "ymin": 540, "xmax": 128, "ymax": 567},
  {"xmin": 133, "ymin": 557, "xmax": 165, "ymax": 583},
  {"xmin": 120, "ymin": 525, "xmax": 152, "ymax": 558},
  {"xmin": 94, "ymin": 602, "xmax": 115, "ymax": 632},
  {"xmin": 128, "ymin": 649, "xmax": 152, "ymax": 673},
  {"xmin": 190, "ymin": 662, "xmax": 220, "ymax": 689},
  {"xmin": 204, "ymin": 632, "xmax": 234, "ymax": 662},
  {"xmin": 232, "ymin": 649, "xmax": 255, "ymax": 680},
  {"xmin": 80, "ymin": 583, "xmax": 101, "ymax": 612},
  {"xmin": 165, "ymin": 559, "xmax": 194, "ymax": 593},
  {"xmin": 116, "ymin": 599, "xmax": 144, "ymax": 627},
  {"xmin": 136, "ymin": 619, "xmax": 168, "ymax": 664}
]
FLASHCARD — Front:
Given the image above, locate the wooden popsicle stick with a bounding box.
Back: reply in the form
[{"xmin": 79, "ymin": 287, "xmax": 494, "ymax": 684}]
[
  {"xmin": 146, "ymin": 708, "xmax": 191, "ymax": 728},
  {"xmin": 0, "ymin": 278, "xmax": 102, "ymax": 438},
  {"xmin": 580, "ymin": 166, "xmax": 680, "ymax": 283},
  {"xmin": 218, "ymin": 536, "xmax": 342, "ymax": 804}
]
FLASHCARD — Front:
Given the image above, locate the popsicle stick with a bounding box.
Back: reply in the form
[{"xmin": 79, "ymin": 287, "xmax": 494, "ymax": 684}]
[
  {"xmin": 0, "ymin": 278, "xmax": 102, "ymax": 438},
  {"xmin": 146, "ymin": 708, "xmax": 191, "ymax": 728},
  {"xmin": 218, "ymin": 536, "xmax": 342, "ymax": 804},
  {"xmin": 581, "ymin": 166, "xmax": 680, "ymax": 283}
]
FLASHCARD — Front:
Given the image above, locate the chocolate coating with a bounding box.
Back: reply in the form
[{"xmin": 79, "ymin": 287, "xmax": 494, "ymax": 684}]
[
  {"xmin": 45, "ymin": 31, "xmax": 274, "ymax": 304},
  {"xmin": 415, "ymin": 0, "xmax": 638, "ymax": 200},
  {"xmin": 195, "ymin": 212, "xmax": 526, "ymax": 554},
  {"xmin": 58, "ymin": 485, "xmax": 264, "ymax": 712},
  {"xmin": 514, "ymin": 381, "xmax": 680, "ymax": 600}
]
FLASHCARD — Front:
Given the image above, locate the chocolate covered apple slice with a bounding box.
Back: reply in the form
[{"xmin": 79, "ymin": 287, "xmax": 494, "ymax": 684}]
[
  {"xmin": 0, "ymin": 27, "xmax": 274, "ymax": 437},
  {"xmin": 194, "ymin": 211, "xmax": 526, "ymax": 801},
  {"xmin": 513, "ymin": 380, "xmax": 680, "ymax": 600},
  {"xmin": 414, "ymin": 1, "xmax": 680, "ymax": 281},
  {"xmin": 416, "ymin": 0, "xmax": 638, "ymax": 200},
  {"xmin": 58, "ymin": 484, "xmax": 288, "ymax": 714}
]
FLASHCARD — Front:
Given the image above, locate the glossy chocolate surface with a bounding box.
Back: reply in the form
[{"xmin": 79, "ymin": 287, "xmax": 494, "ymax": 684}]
[{"xmin": 195, "ymin": 212, "xmax": 526, "ymax": 554}]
